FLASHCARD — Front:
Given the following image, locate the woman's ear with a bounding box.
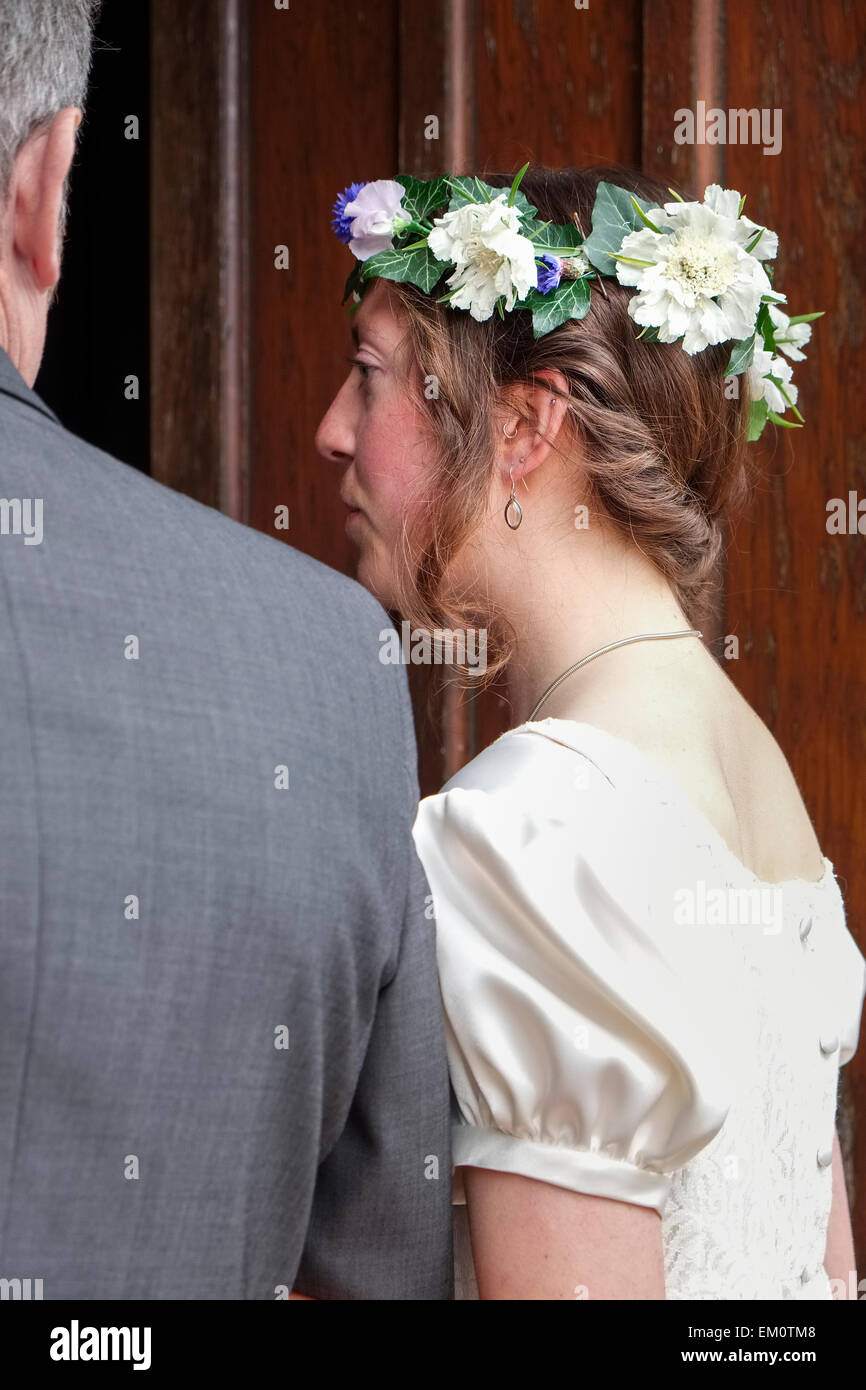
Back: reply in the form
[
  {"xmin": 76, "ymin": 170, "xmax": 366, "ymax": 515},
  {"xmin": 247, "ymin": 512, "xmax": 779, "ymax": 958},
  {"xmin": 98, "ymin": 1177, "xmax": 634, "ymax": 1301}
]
[{"xmin": 498, "ymin": 368, "xmax": 571, "ymax": 487}]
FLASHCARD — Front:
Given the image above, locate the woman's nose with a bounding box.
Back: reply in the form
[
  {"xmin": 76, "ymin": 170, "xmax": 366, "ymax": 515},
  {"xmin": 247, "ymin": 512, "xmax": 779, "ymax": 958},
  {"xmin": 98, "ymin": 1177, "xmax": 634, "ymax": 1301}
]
[{"xmin": 315, "ymin": 383, "xmax": 354, "ymax": 464}]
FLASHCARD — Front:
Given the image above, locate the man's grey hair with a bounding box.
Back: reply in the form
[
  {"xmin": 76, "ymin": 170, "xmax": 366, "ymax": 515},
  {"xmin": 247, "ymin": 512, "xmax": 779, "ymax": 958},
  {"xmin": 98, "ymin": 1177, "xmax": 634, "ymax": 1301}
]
[{"xmin": 0, "ymin": 0, "xmax": 102, "ymax": 227}]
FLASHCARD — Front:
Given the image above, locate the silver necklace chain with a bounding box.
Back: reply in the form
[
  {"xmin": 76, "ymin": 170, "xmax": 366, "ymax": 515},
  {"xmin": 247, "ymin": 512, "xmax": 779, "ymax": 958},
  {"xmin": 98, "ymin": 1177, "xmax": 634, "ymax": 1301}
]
[{"xmin": 526, "ymin": 629, "xmax": 703, "ymax": 723}]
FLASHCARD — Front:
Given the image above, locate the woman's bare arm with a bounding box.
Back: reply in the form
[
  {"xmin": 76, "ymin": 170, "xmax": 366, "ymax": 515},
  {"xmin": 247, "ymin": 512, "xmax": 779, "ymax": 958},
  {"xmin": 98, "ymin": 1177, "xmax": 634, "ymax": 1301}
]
[
  {"xmin": 463, "ymin": 1166, "xmax": 666, "ymax": 1300},
  {"xmin": 824, "ymin": 1128, "xmax": 857, "ymax": 1297}
]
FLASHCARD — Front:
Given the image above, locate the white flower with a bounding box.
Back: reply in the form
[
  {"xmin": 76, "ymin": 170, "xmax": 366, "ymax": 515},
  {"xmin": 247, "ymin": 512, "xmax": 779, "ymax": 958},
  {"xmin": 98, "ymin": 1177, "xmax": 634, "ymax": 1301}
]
[
  {"xmin": 702, "ymin": 185, "xmax": 778, "ymax": 260},
  {"xmin": 614, "ymin": 185, "xmax": 778, "ymax": 355},
  {"xmin": 768, "ymin": 303, "xmax": 812, "ymax": 361},
  {"xmin": 748, "ymin": 345, "xmax": 798, "ymax": 414},
  {"xmin": 427, "ymin": 193, "xmax": 538, "ymax": 322},
  {"xmin": 344, "ymin": 180, "xmax": 407, "ymax": 261}
]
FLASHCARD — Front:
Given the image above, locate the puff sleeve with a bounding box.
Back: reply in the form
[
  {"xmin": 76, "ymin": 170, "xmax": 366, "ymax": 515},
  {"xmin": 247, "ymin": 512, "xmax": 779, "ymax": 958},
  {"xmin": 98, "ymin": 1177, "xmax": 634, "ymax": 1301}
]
[{"xmin": 411, "ymin": 779, "xmax": 734, "ymax": 1216}]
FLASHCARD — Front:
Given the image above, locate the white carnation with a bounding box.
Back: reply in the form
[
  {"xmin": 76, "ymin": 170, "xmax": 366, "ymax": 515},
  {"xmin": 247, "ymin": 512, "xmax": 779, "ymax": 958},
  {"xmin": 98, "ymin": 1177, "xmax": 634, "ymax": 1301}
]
[{"xmin": 427, "ymin": 193, "xmax": 538, "ymax": 322}]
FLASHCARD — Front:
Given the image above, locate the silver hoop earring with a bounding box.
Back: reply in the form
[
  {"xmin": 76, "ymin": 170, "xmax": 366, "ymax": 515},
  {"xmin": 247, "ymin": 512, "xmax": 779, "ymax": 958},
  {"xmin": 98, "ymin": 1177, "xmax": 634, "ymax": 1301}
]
[
  {"xmin": 503, "ymin": 421, "xmax": 518, "ymax": 438},
  {"xmin": 504, "ymin": 465, "xmax": 523, "ymax": 530}
]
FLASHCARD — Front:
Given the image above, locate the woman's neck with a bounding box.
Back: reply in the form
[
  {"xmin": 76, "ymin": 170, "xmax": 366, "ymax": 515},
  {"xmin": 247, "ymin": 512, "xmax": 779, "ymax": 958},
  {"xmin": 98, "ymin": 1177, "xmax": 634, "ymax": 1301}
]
[{"xmin": 492, "ymin": 530, "xmax": 701, "ymax": 728}]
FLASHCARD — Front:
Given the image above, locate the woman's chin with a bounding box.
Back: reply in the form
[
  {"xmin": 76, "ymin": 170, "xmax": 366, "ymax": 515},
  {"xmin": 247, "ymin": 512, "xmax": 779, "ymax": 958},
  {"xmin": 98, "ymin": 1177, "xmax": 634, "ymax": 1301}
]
[{"xmin": 354, "ymin": 553, "xmax": 398, "ymax": 611}]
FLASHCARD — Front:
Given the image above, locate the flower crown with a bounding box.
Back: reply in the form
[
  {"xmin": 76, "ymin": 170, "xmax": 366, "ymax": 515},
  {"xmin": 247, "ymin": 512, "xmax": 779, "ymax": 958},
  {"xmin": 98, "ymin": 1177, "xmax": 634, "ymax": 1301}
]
[{"xmin": 331, "ymin": 163, "xmax": 821, "ymax": 442}]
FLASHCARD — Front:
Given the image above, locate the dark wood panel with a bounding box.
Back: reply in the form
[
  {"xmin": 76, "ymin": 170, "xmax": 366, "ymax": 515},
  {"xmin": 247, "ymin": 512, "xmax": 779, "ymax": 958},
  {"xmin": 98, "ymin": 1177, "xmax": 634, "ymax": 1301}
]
[
  {"xmin": 398, "ymin": 0, "xmax": 473, "ymax": 794},
  {"xmin": 151, "ymin": 0, "xmax": 248, "ymax": 515},
  {"xmin": 723, "ymin": 0, "xmax": 866, "ymax": 1261},
  {"xmin": 471, "ymin": 0, "xmax": 644, "ymax": 758},
  {"xmin": 475, "ymin": 0, "xmax": 642, "ymax": 171},
  {"xmin": 248, "ymin": 0, "xmax": 398, "ymax": 559}
]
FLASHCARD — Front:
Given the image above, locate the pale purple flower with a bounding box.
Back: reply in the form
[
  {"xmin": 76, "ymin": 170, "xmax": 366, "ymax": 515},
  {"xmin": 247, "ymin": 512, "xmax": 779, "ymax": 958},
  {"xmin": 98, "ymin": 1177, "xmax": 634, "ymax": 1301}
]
[{"xmin": 341, "ymin": 179, "xmax": 407, "ymax": 261}]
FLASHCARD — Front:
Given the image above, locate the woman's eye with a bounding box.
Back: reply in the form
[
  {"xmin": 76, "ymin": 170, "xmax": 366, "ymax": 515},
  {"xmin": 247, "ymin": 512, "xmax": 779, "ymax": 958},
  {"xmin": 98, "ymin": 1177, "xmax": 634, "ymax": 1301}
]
[{"xmin": 346, "ymin": 355, "xmax": 372, "ymax": 384}]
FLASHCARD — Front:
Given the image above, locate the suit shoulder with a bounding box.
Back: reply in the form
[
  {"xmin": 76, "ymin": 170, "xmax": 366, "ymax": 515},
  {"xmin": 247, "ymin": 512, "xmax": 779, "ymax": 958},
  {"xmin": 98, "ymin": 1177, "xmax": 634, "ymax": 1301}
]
[{"xmin": 24, "ymin": 418, "xmax": 392, "ymax": 631}]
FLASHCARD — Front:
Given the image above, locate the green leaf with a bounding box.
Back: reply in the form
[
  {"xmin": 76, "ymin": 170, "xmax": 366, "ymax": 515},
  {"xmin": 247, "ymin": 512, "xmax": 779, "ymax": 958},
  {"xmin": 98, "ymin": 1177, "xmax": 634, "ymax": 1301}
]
[
  {"xmin": 767, "ymin": 409, "xmax": 803, "ymax": 429},
  {"xmin": 745, "ymin": 226, "xmax": 766, "ymax": 255},
  {"xmin": 394, "ymin": 174, "xmax": 450, "ymax": 223},
  {"xmin": 446, "ymin": 174, "xmax": 537, "ymax": 221},
  {"xmin": 726, "ymin": 333, "xmax": 756, "ymax": 376},
  {"xmin": 521, "ymin": 277, "xmax": 592, "ymax": 337},
  {"xmin": 583, "ymin": 181, "xmax": 662, "ymax": 277},
  {"xmin": 746, "ymin": 398, "xmax": 769, "ymax": 441},
  {"xmin": 360, "ymin": 242, "xmax": 447, "ymax": 294},
  {"xmin": 635, "ymin": 324, "xmax": 662, "ymax": 342},
  {"xmin": 631, "ymin": 195, "xmax": 664, "ymax": 234},
  {"xmin": 525, "ymin": 220, "xmax": 583, "ymax": 253},
  {"xmin": 754, "ymin": 301, "xmax": 778, "ymax": 353},
  {"xmin": 508, "ymin": 162, "xmax": 530, "ymax": 206},
  {"xmin": 341, "ymin": 260, "xmax": 365, "ymax": 305},
  {"xmin": 667, "ymin": 187, "xmax": 685, "ymax": 202},
  {"xmin": 765, "ymin": 374, "xmax": 804, "ymax": 421},
  {"xmin": 785, "ymin": 310, "xmax": 824, "ymax": 325},
  {"xmin": 447, "ymin": 174, "xmax": 493, "ymax": 207}
]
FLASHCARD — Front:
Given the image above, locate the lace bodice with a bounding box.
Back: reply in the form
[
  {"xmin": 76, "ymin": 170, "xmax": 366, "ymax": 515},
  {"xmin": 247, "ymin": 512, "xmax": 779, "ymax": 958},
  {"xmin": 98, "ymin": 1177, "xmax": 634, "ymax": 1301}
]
[
  {"xmin": 663, "ymin": 862, "xmax": 850, "ymax": 1300},
  {"xmin": 411, "ymin": 718, "xmax": 866, "ymax": 1301}
]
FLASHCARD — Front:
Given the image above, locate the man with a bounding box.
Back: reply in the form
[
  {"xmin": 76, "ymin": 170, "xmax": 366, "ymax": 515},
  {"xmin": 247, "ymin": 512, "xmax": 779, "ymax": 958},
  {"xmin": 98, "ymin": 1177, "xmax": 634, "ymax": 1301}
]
[{"xmin": 0, "ymin": 0, "xmax": 452, "ymax": 1299}]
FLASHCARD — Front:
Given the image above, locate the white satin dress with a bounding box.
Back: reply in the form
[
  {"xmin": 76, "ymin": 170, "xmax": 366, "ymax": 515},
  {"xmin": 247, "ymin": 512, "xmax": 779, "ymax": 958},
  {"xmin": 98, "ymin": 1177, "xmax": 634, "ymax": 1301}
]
[{"xmin": 411, "ymin": 718, "xmax": 866, "ymax": 1300}]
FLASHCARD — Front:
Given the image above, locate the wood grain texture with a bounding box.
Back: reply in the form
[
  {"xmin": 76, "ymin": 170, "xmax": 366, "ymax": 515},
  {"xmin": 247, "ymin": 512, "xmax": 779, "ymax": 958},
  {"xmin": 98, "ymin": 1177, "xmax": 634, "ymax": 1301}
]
[
  {"xmin": 151, "ymin": 0, "xmax": 248, "ymax": 514},
  {"xmin": 398, "ymin": 0, "xmax": 474, "ymax": 793},
  {"xmin": 248, "ymin": 0, "xmax": 397, "ymax": 561},
  {"xmin": 150, "ymin": 0, "xmax": 222, "ymax": 507},
  {"xmin": 722, "ymin": 0, "xmax": 866, "ymax": 1263},
  {"xmin": 472, "ymin": 0, "xmax": 643, "ymax": 758}
]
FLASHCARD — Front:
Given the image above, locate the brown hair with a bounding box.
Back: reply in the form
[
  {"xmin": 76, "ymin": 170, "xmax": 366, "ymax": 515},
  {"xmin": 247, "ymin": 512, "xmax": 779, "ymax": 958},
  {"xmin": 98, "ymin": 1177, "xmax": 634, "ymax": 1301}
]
[{"xmin": 382, "ymin": 163, "xmax": 753, "ymax": 689}]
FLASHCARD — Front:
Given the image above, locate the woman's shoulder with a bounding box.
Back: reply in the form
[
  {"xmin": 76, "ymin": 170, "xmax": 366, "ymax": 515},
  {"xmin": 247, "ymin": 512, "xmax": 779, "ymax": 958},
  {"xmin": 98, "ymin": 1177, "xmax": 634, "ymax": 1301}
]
[
  {"xmin": 412, "ymin": 718, "xmax": 710, "ymax": 930},
  {"xmin": 436, "ymin": 717, "xmax": 619, "ymax": 804}
]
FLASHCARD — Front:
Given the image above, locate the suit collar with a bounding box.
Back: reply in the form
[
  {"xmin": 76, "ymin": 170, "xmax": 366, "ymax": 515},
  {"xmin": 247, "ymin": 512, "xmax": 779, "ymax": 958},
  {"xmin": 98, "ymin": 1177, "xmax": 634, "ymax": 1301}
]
[{"xmin": 0, "ymin": 344, "xmax": 61, "ymax": 425}]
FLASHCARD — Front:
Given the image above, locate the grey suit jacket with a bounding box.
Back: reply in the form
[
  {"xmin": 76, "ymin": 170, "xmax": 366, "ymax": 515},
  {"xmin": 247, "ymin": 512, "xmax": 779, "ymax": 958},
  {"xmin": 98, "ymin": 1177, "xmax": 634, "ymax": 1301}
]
[{"xmin": 0, "ymin": 346, "xmax": 453, "ymax": 1299}]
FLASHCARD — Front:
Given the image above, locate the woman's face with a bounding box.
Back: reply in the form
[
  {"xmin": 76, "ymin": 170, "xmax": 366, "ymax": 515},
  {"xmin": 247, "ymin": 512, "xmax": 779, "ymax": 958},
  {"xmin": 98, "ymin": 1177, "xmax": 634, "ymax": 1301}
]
[{"xmin": 316, "ymin": 279, "xmax": 432, "ymax": 608}]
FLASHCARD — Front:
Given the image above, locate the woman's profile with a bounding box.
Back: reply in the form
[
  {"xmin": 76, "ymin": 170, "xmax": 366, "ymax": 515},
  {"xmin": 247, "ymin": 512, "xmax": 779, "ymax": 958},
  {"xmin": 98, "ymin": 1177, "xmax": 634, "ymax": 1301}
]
[{"xmin": 316, "ymin": 163, "xmax": 866, "ymax": 1299}]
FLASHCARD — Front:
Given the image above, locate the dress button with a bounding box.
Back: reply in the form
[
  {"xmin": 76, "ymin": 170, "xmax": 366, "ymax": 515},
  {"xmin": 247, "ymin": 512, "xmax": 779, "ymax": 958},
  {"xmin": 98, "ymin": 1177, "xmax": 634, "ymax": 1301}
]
[
  {"xmin": 817, "ymin": 1146, "xmax": 834, "ymax": 1169},
  {"xmin": 800, "ymin": 1266, "xmax": 811, "ymax": 1284},
  {"xmin": 819, "ymin": 1034, "xmax": 839, "ymax": 1056},
  {"xmin": 799, "ymin": 916, "xmax": 813, "ymax": 943}
]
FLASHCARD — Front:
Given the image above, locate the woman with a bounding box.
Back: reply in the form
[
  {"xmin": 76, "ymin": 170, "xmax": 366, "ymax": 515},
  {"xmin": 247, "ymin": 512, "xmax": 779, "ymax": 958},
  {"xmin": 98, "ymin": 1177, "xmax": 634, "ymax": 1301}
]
[{"xmin": 316, "ymin": 163, "xmax": 866, "ymax": 1299}]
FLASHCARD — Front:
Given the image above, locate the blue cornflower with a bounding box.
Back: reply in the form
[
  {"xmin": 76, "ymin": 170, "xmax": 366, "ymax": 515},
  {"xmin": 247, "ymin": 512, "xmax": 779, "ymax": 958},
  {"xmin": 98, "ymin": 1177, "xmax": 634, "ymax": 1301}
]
[{"xmin": 331, "ymin": 182, "xmax": 367, "ymax": 243}]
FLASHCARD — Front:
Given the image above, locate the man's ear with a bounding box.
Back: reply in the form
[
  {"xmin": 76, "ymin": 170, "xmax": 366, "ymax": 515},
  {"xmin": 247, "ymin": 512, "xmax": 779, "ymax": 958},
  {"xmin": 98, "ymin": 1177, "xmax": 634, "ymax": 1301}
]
[{"xmin": 12, "ymin": 107, "xmax": 81, "ymax": 292}]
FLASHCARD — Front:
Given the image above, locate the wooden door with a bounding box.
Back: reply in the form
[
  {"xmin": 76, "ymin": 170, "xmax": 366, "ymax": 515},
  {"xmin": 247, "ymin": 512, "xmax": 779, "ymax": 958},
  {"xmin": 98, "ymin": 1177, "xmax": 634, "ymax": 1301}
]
[{"xmin": 151, "ymin": 0, "xmax": 866, "ymax": 1274}]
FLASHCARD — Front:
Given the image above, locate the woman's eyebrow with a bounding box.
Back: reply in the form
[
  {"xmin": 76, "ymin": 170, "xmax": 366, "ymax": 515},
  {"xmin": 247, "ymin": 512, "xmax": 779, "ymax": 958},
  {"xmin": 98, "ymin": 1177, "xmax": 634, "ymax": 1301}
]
[{"xmin": 351, "ymin": 320, "xmax": 387, "ymax": 349}]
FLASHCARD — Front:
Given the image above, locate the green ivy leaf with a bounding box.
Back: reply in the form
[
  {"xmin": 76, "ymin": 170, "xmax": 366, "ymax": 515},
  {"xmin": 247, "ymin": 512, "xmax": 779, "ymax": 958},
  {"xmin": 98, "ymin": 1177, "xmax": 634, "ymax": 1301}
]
[
  {"xmin": 525, "ymin": 220, "xmax": 583, "ymax": 253},
  {"xmin": 360, "ymin": 241, "xmax": 447, "ymax": 294},
  {"xmin": 521, "ymin": 277, "xmax": 592, "ymax": 337},
  {"xmin": 394, "ymin": 174, "xmax": 450, "ymax": 223},
  {"xmin": 582, "ymin": 181, "xmax": 661, "ymax": 277}
]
